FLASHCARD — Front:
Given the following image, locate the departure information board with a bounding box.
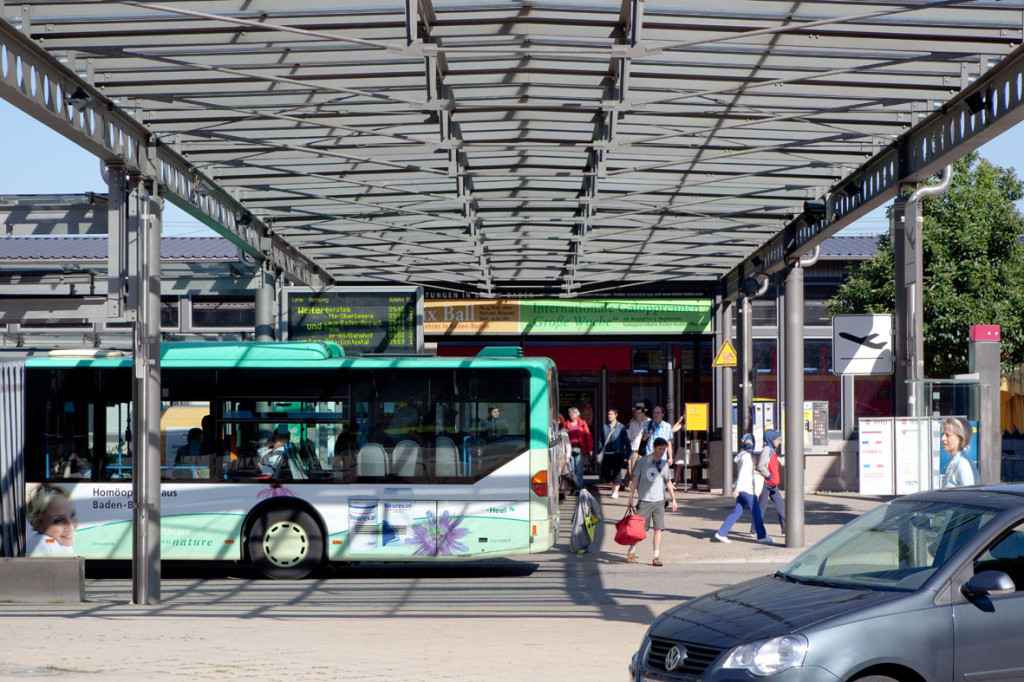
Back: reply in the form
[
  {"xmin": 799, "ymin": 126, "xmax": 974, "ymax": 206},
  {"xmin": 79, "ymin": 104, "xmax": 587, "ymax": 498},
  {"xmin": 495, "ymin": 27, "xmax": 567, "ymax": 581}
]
[{"xmin": 282, "ymin": 286, "xmax": 423, "ymax": 355}]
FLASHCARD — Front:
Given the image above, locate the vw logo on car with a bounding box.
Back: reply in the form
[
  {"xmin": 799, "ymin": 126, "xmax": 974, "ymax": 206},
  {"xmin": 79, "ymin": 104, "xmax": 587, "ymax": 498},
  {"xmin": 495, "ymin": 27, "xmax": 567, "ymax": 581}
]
[{"xmin": 664, "ymin": 645, "xmax": 687, "ymax": 672}]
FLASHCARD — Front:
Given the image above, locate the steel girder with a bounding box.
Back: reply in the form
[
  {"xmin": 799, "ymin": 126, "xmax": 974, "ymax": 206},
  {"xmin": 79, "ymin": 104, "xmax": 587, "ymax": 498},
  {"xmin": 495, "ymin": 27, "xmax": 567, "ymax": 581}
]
[{"xmin": 1, "ymin": 1, "xmax": 1023, "ymax": 297}]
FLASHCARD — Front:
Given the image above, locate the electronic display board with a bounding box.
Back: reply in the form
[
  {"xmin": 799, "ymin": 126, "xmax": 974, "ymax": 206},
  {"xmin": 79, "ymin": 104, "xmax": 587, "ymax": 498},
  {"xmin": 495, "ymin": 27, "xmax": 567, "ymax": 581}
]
[{"xmin": 282, "ymin": 286, "xmax": 423, "ymax": 355}]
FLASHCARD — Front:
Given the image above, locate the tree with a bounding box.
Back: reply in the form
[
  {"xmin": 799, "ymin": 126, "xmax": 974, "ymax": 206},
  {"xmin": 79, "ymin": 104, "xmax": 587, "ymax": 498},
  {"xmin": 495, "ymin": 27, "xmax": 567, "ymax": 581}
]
[{"xmin": 827, "ymin": 153, "xmax": 1024, "ymax": 376}]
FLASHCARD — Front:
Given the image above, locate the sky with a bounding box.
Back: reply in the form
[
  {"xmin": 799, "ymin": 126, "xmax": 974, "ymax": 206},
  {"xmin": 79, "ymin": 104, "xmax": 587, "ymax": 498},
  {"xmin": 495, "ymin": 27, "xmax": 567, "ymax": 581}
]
[{"xmin": 1, "ymin": 99, "xmax": 1022, "ymax": 238}]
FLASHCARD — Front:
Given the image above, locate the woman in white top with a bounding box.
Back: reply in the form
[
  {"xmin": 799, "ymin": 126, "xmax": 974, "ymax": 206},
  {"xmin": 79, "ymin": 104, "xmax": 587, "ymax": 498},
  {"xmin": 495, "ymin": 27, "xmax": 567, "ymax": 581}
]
[
  {"xmin": 941, "ymin": 417, "xmax": 979, "ymax": 488},
  {"xmin": 25, "ymin": 483, "xmax": 78, "ymax": 555},
  {"xmin": 713, "ymin": 435, "xmax": 772, "ymax": 544}
]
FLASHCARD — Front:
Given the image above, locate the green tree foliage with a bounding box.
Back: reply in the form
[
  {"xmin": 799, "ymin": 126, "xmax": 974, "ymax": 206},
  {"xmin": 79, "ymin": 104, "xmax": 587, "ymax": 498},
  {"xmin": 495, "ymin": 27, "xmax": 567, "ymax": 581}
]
[{"xmin": 827, "ymin": 153, "xmax": 1024, "ymax": 376}]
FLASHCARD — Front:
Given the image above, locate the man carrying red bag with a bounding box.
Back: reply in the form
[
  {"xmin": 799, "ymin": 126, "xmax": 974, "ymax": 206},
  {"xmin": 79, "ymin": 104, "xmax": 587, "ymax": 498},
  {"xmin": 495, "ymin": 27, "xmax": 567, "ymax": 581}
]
[{"xmin": 625, "ymin": 437, "xmax": 678, "ymax": 566}]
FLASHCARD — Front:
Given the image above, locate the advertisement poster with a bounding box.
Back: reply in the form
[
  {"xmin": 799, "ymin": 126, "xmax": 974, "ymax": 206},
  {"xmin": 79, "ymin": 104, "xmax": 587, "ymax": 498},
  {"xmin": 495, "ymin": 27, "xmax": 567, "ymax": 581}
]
[
  {"xmin": 859, "ymin": 418, "xmax": 894, "ymax": 495},
  {"xmin": 343, "ymin": 498, "xmax": 527, "ymax": 557},
  {"xmin": 935, "ymin": 418, "xmax": 978, "ymax": 489},
  {"xmin": 894, "ymin": 418, "xmax": 930, "ymax": 494},
  {"xmin": 24, "ymin": 482, "xmax": 246, "ymax": 559}
]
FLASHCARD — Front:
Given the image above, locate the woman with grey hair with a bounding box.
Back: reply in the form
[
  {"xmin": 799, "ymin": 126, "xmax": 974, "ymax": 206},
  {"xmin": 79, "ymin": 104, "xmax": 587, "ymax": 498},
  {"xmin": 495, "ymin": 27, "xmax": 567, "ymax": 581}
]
[
  {"xmin": 941, "ymin": 417, "xmax": 979, "ymax": 488},
  {"xmin": 564, "ymin": 407, "xmax": 593, "ymax": 495}
]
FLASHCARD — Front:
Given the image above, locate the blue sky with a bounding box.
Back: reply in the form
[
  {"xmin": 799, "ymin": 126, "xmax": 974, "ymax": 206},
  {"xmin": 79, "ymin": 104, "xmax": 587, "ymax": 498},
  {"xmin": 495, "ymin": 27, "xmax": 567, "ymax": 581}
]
[{"xmin": 1, "ymin": 99, "xmax": 1021, "ymax": 238}]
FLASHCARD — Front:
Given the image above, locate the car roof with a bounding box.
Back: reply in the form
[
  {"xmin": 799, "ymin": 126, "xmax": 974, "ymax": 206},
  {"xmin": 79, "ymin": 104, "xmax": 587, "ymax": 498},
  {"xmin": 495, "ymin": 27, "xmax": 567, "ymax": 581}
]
[{"xmin": 899, "ymin": 484, "xmax": 1024, "ymax": 510}]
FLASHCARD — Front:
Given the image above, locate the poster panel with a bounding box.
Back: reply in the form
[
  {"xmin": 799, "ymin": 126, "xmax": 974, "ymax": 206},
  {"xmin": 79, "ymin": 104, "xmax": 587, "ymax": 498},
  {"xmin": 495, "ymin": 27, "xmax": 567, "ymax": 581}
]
[
  {"xmin": 893, "ymin": 418, "xmax": 931, "ymax": 494},
  {"xmin": 859, "ymin": 418, "xmax": 894, "ymax": 495}
]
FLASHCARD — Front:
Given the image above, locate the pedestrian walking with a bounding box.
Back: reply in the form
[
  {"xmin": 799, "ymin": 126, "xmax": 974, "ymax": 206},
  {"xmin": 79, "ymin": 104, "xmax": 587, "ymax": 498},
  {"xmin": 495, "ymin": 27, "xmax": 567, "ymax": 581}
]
[
  {"xmin": 555, "ymin": 414, "xmax": 574, "ymax": 496},
  {"xmin": 625, "ymin": 437, "xmax": 678, "ymax": 566},
  {"xmin": 625, "ymin": 403, "xmax": 649, "ymax": 486},
  {"xmin": 713, "ymin": 434, "xmax": 773, "ymax": 544},
  {"xmin": 750, "ymin": 428, "xmax": 786, "ymax": 537},
  {"xmin": 641, "ymin": 406, "xmax": 674, "ymax": 462},
  {"xmin": 565, "ymin": 407, "xmax": 593, "ymax": 495},
  {"xmin": 597, "ymin": 408, "xmax": 631, "ymax": 499}
]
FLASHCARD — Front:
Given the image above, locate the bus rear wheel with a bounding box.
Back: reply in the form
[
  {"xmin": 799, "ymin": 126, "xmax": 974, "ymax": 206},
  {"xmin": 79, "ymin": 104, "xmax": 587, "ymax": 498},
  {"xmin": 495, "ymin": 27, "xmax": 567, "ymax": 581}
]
[{"xmin": 248, "ymin": 508, "xmax": 323, "ymax": 580}]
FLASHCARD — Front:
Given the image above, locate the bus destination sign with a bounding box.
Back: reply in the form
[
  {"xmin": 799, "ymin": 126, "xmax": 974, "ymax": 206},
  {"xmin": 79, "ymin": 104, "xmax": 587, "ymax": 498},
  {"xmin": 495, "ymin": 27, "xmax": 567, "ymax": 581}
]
[{"xmin": 283, "ymin": 286, "xmax": 424, "ymax": 355}]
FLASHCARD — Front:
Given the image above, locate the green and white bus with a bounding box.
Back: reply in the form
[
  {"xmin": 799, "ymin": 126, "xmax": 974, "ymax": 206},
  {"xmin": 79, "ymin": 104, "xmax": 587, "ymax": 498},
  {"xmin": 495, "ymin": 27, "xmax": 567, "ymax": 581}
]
[{"xmin": 23, "ymin": 342, "xmax": 560, "ymax": 578}]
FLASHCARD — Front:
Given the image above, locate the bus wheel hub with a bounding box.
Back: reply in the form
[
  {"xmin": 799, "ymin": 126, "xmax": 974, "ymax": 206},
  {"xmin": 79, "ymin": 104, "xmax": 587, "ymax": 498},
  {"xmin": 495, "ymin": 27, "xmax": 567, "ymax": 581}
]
[{"xmin": 262, "ymin": 521, "xmax": 309, "ymax": 567}]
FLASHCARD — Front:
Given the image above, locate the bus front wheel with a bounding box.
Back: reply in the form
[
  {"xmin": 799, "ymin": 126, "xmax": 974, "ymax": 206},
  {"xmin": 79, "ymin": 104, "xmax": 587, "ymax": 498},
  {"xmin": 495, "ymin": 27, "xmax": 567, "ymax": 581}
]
[{"xmin": 248, "ymin": 508, "xmax": 324, "ymax": 579}]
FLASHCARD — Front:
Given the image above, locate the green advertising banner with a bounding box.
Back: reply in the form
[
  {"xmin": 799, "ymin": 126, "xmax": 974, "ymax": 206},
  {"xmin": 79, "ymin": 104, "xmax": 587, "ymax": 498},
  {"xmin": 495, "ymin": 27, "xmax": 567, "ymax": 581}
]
[{"xmin": 424, "ymin": 298, "xmax": 711, "ymax": 335}]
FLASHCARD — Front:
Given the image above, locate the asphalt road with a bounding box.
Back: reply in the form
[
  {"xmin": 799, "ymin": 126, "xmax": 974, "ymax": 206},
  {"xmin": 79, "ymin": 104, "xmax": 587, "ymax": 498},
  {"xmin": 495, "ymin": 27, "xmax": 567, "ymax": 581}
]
[
  {"xmin": 0, "ymin": 559, "xmax": 778, "ymax": 681},
  {"xmin": 0, "ymin": 490, "xmax": 882, "ymax": 680}
]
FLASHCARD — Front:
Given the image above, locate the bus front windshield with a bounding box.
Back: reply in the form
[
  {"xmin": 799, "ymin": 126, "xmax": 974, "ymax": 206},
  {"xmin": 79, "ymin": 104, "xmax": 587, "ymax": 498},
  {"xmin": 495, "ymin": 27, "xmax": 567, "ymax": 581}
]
[{"xmin": 778, "ymin": 499, "xmax": 998, "ymax": 592}]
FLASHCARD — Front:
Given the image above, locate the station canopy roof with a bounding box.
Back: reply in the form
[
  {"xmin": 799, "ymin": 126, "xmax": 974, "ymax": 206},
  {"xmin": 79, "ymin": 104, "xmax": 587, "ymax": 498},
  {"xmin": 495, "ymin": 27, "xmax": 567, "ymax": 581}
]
[{"xmin": 2, "ymin": 1, "xmax": 1024, "ymax": 298}]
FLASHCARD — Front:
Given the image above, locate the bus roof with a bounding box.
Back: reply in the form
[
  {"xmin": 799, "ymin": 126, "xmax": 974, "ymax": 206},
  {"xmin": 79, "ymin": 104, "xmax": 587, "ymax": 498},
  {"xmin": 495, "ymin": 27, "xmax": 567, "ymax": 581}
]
[{"xmin": 27, "ymin": 341, "xmax": 554, "ymax": 372}]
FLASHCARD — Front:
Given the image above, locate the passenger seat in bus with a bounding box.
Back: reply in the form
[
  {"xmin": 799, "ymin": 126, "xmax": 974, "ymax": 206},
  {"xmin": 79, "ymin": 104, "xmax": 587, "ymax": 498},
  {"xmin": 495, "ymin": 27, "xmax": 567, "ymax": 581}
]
[
  {"xmin": 286, "ymin": 448, "xmax": 308, "ymax": 480},
  {"xmin": 356, "ymin": 442, "xmax": 388, "ymax": 477},
  {"xmin": 392, "ymin": 440, "xmax": 420, "ymax": 478},
  {"xmin": 435, "ymin": 436, "xmax": 459, "ymax": 477}
]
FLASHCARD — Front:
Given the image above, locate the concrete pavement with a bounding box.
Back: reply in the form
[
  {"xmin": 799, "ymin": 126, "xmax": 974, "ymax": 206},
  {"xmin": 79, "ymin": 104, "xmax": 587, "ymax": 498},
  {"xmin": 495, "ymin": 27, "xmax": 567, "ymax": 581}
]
[
  {"xmin": 569, "ymin": 483, "xmax": 892, "ymax": 566},
  {"xmin": 0, "ymin": 485, "xmax": 893, "ymax": 681}
]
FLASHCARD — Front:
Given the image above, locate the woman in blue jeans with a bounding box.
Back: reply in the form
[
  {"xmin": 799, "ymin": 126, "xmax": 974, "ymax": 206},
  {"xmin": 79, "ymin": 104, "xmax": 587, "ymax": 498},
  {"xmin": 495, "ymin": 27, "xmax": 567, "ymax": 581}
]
[
  {"xmin": 565, "ymin": 406, "xmax": 592, "ymax": 494},
  {"xmin": 713, "ymin": 434, "xmax": 773, "ymax": 544}
]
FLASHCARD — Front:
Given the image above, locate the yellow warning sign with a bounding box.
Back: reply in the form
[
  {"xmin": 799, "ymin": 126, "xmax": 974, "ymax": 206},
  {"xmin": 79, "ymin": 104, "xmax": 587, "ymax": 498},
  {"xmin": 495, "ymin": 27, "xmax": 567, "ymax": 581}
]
[{"xmin": 712, "ymin": 339, "xmax": 738, "ymax": 367}]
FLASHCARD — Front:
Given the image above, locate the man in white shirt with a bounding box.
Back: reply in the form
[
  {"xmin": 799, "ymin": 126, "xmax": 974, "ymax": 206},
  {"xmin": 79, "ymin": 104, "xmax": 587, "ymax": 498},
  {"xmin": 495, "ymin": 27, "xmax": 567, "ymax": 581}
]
[{"xmin": 626, "ymin": 403, "xmax": 649, "ymax": 484}]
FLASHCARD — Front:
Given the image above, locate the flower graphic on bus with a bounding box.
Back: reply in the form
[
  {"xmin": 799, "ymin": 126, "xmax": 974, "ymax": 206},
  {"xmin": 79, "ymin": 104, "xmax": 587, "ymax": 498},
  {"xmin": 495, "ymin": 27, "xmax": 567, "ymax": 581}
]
[
  {"xmin": 405, "ymin": 510, "xmax": 469, "ymax": 556},
  {"xmin": 257, "ymin": 483, "xmax": 295, "ymax": 499}
]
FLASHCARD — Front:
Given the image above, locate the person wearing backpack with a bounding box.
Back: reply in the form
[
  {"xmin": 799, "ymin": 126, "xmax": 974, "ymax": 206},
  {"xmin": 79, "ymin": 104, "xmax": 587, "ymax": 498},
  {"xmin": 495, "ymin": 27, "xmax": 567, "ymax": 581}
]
[
  {"xmin": 598, "ymin": 408, "xmax": 631, "ymax": 499},
  {"xmin": 713, "ymin": 434, "xmax": 773, "ymax": 544},
  {"xmin": 749, "ymin": 429, "xmax": 786, "ymax": 537}
]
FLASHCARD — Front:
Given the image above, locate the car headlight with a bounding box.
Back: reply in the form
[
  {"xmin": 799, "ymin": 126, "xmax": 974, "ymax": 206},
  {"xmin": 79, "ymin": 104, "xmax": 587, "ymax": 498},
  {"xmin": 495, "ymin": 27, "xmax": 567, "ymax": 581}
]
[{"xmin": 721, "ymin": 634, "xmax": 808, "ymax": 676}]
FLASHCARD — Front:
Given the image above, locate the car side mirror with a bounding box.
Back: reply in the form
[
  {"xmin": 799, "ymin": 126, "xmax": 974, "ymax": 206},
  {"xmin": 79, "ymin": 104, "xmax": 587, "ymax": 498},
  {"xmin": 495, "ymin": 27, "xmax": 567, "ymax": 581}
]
[{"xmin": 963, "ymin": 570, "xmax": 1016, "ymax": 598}]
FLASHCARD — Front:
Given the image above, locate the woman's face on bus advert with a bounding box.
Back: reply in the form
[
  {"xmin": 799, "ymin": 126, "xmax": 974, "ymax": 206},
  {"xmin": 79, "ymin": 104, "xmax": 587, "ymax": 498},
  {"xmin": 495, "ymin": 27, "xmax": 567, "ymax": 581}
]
[{"xmin": 35, "ymin": 495, "xmax": 78, "ymax": 547}]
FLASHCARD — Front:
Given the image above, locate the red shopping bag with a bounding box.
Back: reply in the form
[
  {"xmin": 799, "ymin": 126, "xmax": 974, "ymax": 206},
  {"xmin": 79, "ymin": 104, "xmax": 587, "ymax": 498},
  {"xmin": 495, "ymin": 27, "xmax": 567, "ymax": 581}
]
[{"xmin": 614, "ymin": 505, "xmax": 647, "ymax": 545}]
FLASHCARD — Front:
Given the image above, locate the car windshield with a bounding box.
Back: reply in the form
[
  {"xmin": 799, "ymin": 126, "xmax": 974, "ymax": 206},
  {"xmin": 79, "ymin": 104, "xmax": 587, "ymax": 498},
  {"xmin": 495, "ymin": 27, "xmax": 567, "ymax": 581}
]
[{"xmin": 778, "ymin": 499, "xmax": 999, "ymax": 592}]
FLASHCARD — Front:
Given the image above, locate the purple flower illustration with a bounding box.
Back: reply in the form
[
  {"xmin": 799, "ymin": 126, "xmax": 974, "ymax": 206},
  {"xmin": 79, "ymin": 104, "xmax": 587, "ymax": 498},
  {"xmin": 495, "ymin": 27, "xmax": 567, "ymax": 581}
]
[
  {"xmin": 405, "ymin": 510, "xmax": 470, "ymax": 556},
  {"xmin": 257, "ymin": 483, "xmax": 295, "ymax": 499}
]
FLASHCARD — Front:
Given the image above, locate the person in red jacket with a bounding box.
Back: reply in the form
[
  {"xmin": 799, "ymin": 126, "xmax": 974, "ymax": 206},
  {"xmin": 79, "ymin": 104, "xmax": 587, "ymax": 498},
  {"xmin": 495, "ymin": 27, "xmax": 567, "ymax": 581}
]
[
  {"xmin": 750, "ymin": 429, "xmax": 786, "ymax": 537},
  {"xmin": 565, "ymin": 406, "xmax": 593, "ymax": 495}
]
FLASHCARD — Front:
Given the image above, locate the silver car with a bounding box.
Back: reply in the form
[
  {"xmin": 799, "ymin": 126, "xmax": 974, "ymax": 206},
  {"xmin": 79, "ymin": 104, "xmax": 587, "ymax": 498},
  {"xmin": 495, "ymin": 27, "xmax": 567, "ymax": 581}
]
[{"xmin": 630, "ymin": 485, "xmax": 1024, "ymax": 681}]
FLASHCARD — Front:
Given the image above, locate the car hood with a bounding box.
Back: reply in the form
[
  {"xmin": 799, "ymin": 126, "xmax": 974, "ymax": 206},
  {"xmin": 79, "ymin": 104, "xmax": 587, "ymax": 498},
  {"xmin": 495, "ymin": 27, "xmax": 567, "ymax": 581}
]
[{"xmin": 652, "ymin": 575, "xmax": 904, "ymax": 648}]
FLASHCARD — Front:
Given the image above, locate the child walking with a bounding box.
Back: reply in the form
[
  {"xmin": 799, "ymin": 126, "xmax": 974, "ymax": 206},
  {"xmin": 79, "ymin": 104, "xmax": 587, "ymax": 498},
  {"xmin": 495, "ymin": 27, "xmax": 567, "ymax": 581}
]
[{"xmin": 713, "ymin": 434, "xmax": 773, "ymax": 544}]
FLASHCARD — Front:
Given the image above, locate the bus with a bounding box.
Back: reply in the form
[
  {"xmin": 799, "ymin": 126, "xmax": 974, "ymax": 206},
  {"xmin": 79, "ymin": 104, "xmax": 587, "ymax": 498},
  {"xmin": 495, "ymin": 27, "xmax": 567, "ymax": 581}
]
[{"xmin": 21, "ymin": 341, "xmax": 560, "ymax": 578}]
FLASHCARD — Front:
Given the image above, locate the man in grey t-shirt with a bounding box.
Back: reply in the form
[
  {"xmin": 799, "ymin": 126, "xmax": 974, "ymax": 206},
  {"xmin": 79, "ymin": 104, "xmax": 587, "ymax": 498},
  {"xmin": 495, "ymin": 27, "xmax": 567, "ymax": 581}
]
[{"xmin": 625, "ymin": 437, "xmax": 678, "ymax": 566}]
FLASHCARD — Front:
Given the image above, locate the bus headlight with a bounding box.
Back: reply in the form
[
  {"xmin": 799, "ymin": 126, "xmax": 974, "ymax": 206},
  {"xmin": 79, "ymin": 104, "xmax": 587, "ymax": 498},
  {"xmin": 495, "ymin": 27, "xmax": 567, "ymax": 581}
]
[{"xmin": 721, "ymin": 634, "xmax": 808, "ymax": 676}]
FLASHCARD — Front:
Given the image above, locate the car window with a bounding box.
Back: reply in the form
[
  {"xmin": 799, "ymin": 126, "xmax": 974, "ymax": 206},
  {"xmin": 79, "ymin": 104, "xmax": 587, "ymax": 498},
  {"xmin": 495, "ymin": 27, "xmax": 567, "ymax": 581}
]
[
  {"xmin": 781, "ymin": 500, "xmax": 998, "ymax": 592},
  {"xmin": 974, "ymin": 522, "xmax": 1024, "ymax": 591}
]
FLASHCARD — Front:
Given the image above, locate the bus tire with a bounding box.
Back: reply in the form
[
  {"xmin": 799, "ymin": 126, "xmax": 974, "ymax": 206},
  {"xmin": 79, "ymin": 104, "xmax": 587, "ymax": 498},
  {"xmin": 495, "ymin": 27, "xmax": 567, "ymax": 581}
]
[{"xmin": 248, "ymin": 508, "xmax": 323, "ymax": 580}]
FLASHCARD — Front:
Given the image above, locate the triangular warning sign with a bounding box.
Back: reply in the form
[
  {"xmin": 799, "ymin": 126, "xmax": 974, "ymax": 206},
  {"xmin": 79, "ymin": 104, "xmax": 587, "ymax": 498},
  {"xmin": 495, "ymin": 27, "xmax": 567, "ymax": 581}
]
[{"xmin": 712, "ymin": 339, "xmax": 738, "ymax": 367}]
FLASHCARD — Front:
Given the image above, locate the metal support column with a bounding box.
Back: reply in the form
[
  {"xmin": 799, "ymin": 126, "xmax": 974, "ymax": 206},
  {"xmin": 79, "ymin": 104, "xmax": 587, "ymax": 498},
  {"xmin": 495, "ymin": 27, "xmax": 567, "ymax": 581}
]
[
  {"xmin": 737, "ymin": 295, "xmax": 753, "ymax": 437},
  {"xmin": 600, "ymin": 366, "xmax": 608, "ymax": 428},
  {"xmin": 841, "ymin": 375, "xmax": 855, "ymax": 441},
  {"xmin": 719, "ymin": 297, "xmax": 734, "ymax": 494},
  {"xmin": 783, "ymin": 263, "xmax": 805, "ymax": 548},
  {"xmin": 106, "ymin": 163, "xmax": 128, "ymax": 319},
  {"xmin": 130, "ymin": 175, "xmax": 162, "ymax": 605},
  {"xmin": 664, "ymin": 341, "xmax": 676, "ymax": 450},
  {"xmin": 893, "ymin": 166, "xmax": 952, "ymax": 417},
  {"xmin": 254, "ymin": 266, "xmax": 276, "ymax": 342},
  {"xmin": 969, "ymin": 325, "xmax": 1002, "ymax": 484}
]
